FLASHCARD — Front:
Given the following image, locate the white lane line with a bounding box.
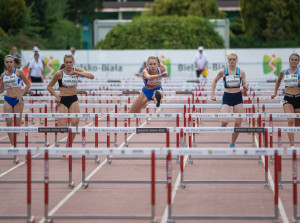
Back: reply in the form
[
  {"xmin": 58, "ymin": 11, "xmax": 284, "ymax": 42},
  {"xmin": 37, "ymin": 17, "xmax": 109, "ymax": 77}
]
[
  {"xmin": 160, "ymin": 155, "xmax": 188, "ymax": 223},
  {"xmin": 254, "ymin": 137, "xmax": 289, "ymax": 223},
  {"xmin": 38, "ymin": 157, "xmax": 108, "ymax": 223},
  {"xmin": 38, "ymin": 108, "xmax": 161, "ymax": 223}
]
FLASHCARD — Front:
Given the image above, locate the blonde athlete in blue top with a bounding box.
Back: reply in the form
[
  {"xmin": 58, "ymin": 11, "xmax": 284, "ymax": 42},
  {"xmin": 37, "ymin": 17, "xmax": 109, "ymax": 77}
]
[
  {"xmin": 129, "ymin": 56, "xmax": 168, "ymax": 113},
  {"xmin": 211, "ymin": 51, "xmax": 248, "ymax": 148},
  {"xmin": 0, "ymin": 55, "xmax": 31, "ymax": 147}
]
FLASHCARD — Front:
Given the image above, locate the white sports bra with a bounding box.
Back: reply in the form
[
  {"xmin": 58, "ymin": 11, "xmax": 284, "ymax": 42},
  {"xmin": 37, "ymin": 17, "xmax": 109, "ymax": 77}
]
[
  {"xmin": 3, "ymin": 68, "xmax": 23, "ymax": 89},
  {"xmin": 142, "ymin": 67, "xmax": 162, "ymax": 86},
  {"xmin": 59, "ymin": 68, "xmax": 78, "ymax": 87}
]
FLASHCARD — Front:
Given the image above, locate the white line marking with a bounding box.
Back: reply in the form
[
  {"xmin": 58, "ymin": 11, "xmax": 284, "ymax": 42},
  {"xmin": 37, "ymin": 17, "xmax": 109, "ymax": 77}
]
[
  {"xmin": 39, "ymin": 157, "xmax": 108, "ymax": 223},
  {"xmin": 38, "ymin": 108, "xmax": 160, "ymax": 223},
  {"xmin": 254, "ymin": 137, "xmax": 289, "ymax": 223},
  {"xmin": 160, "ymin": 155, "xmax": 188, "ymax": 223}
]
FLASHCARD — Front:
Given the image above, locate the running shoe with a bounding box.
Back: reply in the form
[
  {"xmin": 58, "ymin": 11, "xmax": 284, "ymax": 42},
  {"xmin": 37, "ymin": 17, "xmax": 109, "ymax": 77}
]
[
  {"xmin": 230, "ymin": 143, "xmax": 236, "ymax": 149},
  {"xmin": 290, "ymin": 146, "xmax": 296, "ymax": 150},
  {"xmin": 155, "ymin": 91, "xmax": 161, "ymax": 107},
  {"xmin": 62, "ymin": 155, "xmax": 69, "ymax": 158},
  {"xmin": 10, "ymin": 145, "xmax": 14, "ymax": 149}
]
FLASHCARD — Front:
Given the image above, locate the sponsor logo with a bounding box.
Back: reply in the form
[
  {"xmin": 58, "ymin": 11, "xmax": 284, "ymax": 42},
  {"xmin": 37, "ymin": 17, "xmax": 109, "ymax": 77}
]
[{"xmin": 263, "ymin": 54, "xmax": 282, "ymax": 77}]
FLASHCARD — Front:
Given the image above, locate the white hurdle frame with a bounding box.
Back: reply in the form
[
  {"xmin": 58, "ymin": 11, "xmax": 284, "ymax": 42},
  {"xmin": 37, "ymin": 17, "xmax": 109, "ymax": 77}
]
[
  {"xmin": 40, "ymin": 148, "xmax": 158, "ymax": 223},
  {"xmin": 0, "ymin": 148, "xmax": 36, "ymax": 222},
  {"xmin": 164, "ymin": 148, "xmax": 281, "ymax": 223}
]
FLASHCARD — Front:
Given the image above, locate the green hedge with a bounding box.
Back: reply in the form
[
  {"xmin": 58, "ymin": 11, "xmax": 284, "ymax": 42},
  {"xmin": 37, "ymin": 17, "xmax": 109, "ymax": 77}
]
[{"xmin": 95, "ymin": 16, "xmax": 224, "ymax": 49}]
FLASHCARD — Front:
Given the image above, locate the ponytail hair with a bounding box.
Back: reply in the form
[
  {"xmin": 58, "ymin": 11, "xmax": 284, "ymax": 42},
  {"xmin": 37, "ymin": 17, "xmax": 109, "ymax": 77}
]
[
  {"xmin": 60, "ymin": 64, "xmax": 65, "ymax": 69},
  {"xmin": 14, "ymin": 57, "xmax": 21, "ymax": 68}
]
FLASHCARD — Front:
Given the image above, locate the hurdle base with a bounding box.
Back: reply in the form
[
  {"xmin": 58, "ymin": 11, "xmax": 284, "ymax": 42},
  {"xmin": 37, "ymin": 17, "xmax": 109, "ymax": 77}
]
[
  {"xmin": 81, "ymin": 182, "xmax": 89, "ymax": 189},
  {"xmin": 68, "ymin": 181, "xmax": 75, "ymax": 189},
  {"xmin": 13, "ymin": 158, "xmax": 19, "ymax": 164},
  {"xmin": 167, "ymin": 218, "xmax": 175, "ymax": 223},
  {"xmin": 44, "ymin": 218, "xmax": 53, "ymax": 223},
  {"xmin": 27, "ymin": 216, "xmax": 35, "ymax": 223}
]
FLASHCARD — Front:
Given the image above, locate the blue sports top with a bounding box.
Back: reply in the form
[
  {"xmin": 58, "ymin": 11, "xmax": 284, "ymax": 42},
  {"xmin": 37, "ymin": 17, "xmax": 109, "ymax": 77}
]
[
  {"xmin": 143, "ymin": 67, "xmax": 162, "ymax": 87},
  {"xmin": 223, "ymin": 66, "xmax": 241, "ymax": 88},
  {"xmin": 3, "ymin": 68, "xmax": 23, "ymax": 89}
]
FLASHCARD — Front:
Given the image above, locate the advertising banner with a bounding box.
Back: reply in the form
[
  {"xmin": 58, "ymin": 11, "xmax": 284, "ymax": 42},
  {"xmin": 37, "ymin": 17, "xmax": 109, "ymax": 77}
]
[{"xmin": 21, "ymin": 48, "xmax": 299, "ymax": 80}]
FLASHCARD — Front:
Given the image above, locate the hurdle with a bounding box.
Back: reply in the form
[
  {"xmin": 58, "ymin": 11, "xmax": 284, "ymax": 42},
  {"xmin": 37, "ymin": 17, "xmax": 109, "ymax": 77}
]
[
  {"xmin": 0, "ymin": 148, "xmax": 35, "ymax": 222},
  {"xmin": 273, "ymin": 127, "xmax": 300, "ymax": 189},
  {"xmin": 21, "ymin": 113, "xmax": 102, "ymax": 148},
  {"xmin": 40, "ymin": 148, "xmax": 158, "ymax": 223},
  {"xmin": 164, "ymin": 148, "xmax": 281, "ymax": 222},
  {"xmin": 185, "ymin": 113, "xmax": 263, "ymax": 146},
  {"xmin": 104, "ymin": 113, "xmax": 181, "ymax": 147},
  {"xmin": 287, "ymin": 148, "xmax": 300, "ymax": 223},
  {"xmin": 0, "ymin": 113, "xmax": 20, "ymax": 164}
]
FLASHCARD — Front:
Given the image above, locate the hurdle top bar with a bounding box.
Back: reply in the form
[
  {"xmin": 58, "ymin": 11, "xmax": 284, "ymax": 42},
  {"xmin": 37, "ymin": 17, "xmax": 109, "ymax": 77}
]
[
  {"xmin": 0, "ymin": 148, "xmax": 36, "ymax": 155},
  {"xmin": 162, "ymin": 148, "xmax": 284, "ymax": 156}
]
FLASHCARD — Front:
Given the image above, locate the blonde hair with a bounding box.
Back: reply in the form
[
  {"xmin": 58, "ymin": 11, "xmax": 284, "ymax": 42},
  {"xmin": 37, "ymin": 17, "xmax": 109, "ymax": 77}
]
[
  {"xmin": 226, "ymin": 51, "xmax": 238, "ymax": 60},
  {"xmin": 60, "ymin": 54, "xmax": 74, "ymax": 69},
  {"xmin": 5, "ymin": 55, "xmax": 21, "ymax": 68},
  {"xmin": 147, "ymin": 56, "xmax": 160, "ymax": 64}
]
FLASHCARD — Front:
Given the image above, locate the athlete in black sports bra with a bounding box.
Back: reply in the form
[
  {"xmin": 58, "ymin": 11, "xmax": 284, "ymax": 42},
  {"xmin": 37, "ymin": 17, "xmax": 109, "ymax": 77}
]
[{"xmin": 47, "ymin": 54, "xmax": 94, "ymax": 148}]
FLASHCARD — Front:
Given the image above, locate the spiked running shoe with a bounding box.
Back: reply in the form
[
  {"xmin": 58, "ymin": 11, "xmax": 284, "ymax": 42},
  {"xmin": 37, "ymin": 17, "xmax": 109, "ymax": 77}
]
[
  {"xmin": 230, "ymin": 143, "xmax": 236, "ymax": 149},
  {"xmin": 155, "ymin": 91, "xmax": 161, "ymax": 107}
]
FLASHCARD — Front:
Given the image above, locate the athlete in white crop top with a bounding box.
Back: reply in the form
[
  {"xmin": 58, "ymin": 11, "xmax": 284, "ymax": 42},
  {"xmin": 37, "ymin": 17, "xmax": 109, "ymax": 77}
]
[
  {"xmin": 47, "ymin": 54, "xmax": 94, "ymax": 149},
  {"xmin": 272, "ymin": 53, "xmax": 300, "ymax": 148},
  {"xmin": 0, "ymin": 55, "xmax": 31, "ymax": 147},
  {"xmin": 129, "ymin": 56, "xmax": 168, "ymax": 113}
]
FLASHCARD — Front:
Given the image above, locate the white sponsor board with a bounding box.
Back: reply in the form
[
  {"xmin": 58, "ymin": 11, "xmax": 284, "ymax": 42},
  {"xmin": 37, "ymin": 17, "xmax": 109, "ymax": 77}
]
[{"xmin": 21, "ymin": 48, "xmax": 299, "ymax": 80}]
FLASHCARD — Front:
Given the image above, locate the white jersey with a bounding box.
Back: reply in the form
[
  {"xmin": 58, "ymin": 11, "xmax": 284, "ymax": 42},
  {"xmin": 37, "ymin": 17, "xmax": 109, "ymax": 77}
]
[
  {"xmin": 283, "ymin": 68, "xmax": 299, "ymax": 88},
  {"xmin": 143, "ymin": 67, "xmax": 162, "ymax": 87},
  {"xmin": 59, "ymin": 68, "xmax": 78, "ymax": 87},
  {"xmin": 3, "ymin": 68, "xmax": 23, "ymax": 90}
]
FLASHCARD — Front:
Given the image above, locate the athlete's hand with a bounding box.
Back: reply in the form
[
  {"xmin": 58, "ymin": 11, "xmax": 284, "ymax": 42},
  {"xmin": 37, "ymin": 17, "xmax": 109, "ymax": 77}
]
[
  {"xmin": 69, "ymin": 70, "xmax": 77, "ymax": 76},
  {"xmin": 242, "ymin": 84, "xmax": 248, "ymax": 91},
  {"xmin": 55, "ymin": 95, "xmax": 61, "ymax": 105},
  {"xmin": 161, "ymin": 72, "xmax": 168, "ymax": 77},
  {"xmin": 17, "ymin": 94, "xmax": 22, "ymax": 103},
  {"xmin": 211, "ymin": 95, "xmax": 216, "ymax": 101}
]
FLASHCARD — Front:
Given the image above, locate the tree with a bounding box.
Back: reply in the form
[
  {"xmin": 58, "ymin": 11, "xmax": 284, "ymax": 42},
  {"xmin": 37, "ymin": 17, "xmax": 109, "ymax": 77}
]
[
  {"xmin": 96, "ymin": 16, "xmax": 224, "ymax": 49},
  {"xmin": 0, "ymin": 0, "xmax": 26, "ymax": 33},
  {"xmin": 143, "ymin": 0, "xmax": 225, "ymax": 18},
  {"xmin": 263, "ymin": 0, "xmax": 300, "ymax": 41},
  {"xmin": 66, "ymin": 0, "xmax": 104, "ymax": 23},
  {"xmin": 240, "ymin": 0, "xmax": 300, "ymax": 41},
  {"xmin": 240, "ymin": 0, "xmax": 271, "ymax": 39}
]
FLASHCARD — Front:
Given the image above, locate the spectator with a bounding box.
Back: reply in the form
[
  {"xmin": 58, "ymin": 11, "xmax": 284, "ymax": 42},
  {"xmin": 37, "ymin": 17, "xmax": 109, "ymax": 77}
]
[
  {"xmin": 70, "ymin": 47, "xmax": 76, "ymax": 66},
  {"xmin": 135, "ymin": 61, "xmax": 147, "ymax": 77},
  {"xmin": 28, "ymin": 53, "xmax": 45, "ymax": 83},
  {"xmin": 194, "ymin": 46, "xmax": 208, "ymax": 78},
  {"xmin": 10, "ymin": 46, "xmax": 21, "ymax": 59},
  {"xmin": 27, "ymin": 45, "xmax": 45, "ymax": 69}
]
